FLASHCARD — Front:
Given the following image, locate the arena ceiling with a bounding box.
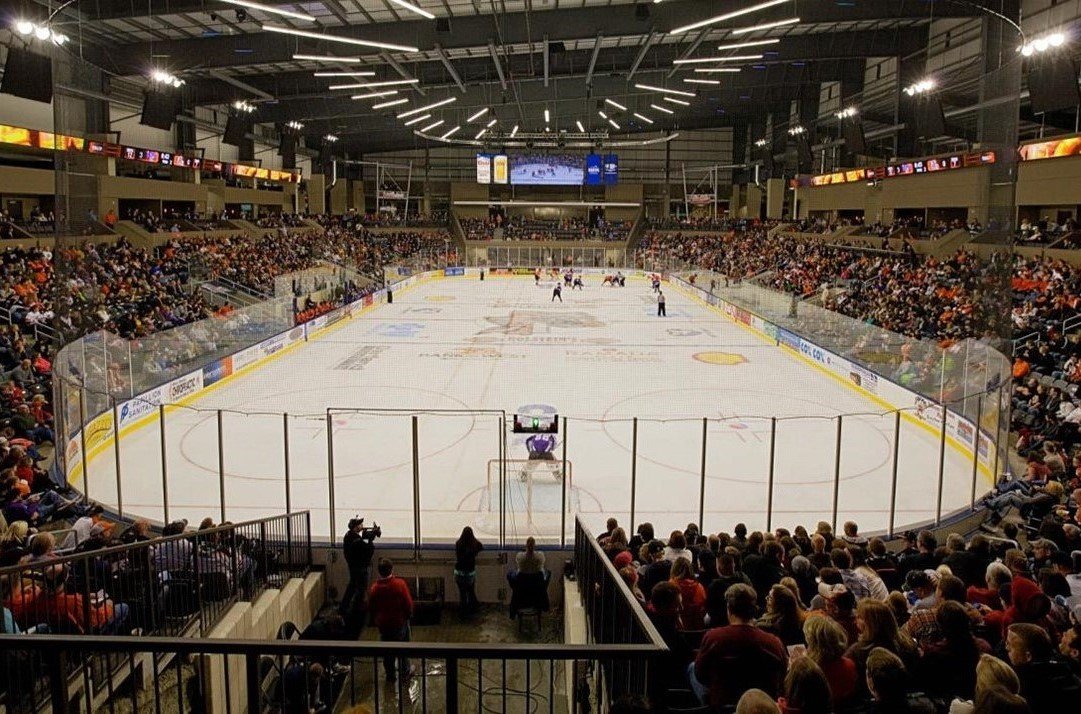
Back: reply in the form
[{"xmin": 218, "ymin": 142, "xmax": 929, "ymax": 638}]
[{"xmin": 16, "ymin": 1, "xmax": 1045, "ymax": 155}]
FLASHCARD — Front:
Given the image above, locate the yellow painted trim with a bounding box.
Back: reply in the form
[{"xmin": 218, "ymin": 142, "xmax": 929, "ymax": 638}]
[{"xmin": 670, "ymin": 280, "xmax": 997, "ymax": 489}]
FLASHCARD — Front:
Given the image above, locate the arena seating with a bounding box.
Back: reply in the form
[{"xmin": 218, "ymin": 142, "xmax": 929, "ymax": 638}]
[{"xmin": 461, "ymin": 216, "xmax": 631, "ymax": 242}]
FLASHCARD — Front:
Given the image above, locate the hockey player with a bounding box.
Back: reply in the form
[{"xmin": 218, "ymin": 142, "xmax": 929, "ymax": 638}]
[
  {"xmin": 573, "ymin": 275, "xmax": 584, "ymax": 290},
  {"xmin": 552, "ymin": 282, "xmax": 563, "ymax": 302}
]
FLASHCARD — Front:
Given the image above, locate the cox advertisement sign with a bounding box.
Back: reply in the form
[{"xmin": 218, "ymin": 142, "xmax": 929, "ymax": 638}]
[{"xmin": 168, "ymin": 371, "xmax": 204, "ymax": 402}]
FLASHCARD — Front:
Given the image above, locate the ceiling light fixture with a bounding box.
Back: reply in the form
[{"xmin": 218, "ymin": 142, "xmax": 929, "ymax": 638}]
[
  {"xmin": 328, "ymin": 78, "xmax": 420, "ymax": 90},
  {"xmin": 372, "ymin": 98, "xmax": 409, "ymax": 109},
  {"xmin": 715, "ymin": 39, "xmax": 781, "ymax": 51},
  {"xmin": 475, "ymin": 128, "xmax": 488, "ymax": 140},
  {"xmin": 605, "ymin": 98, "xmax": 627, "ymax": 111},
  {"xmin": 403, "ymin": 113, "xmax": 431, "ymax": 126},
  {"xmin": 233, "ymin": 100, "xmax": 257, "ymax": 112},
  {"xmin": 220, "ymin": 0, "xmax": 315, "ymax": 22},
  {"xmin": 388, "ymin": 0, "xmax": 436, "ymax": 20},
  {"xmin": 693, "ymin": 68, "xmax": 743, "ymax": 73},
  {"xmin": 467, "ymin": 108, "xmax": 489, "ymax": 122},
  {"xmin": 787, "ymin": 125, "xmax": 805, "ymax": 136},
  {"xmin": 598, "ymin": 110, "xmax": 609, "ymax": 120},
  {"xmin": 633, "ymin": 112, "xmax": 654, "ymax": 124},
  {"xmin": 684, "ymin": 78, "xmax": 721, "ymax": 85},
  {"xmin": 511, "ymin": 125, "xmax": 519, "ymax": 137},
  {"xmin": 903, "ymin": 78, "xmax": 935, "ymax": 96},
  {"xmin": 324, "ymin": 134, "xmax": 339, "ymax": 142},
  {"xmin": 731, "ymin": 17, "xmax": 800, "ymax": 35},
  {"xmin": 313, "ymin": 71, "xmax": 377, "ymax": 77},
  {"xmin": 286, "ymin": 120, "xmax": 305, "ymax": 130},
  {"xmin": 486, "ymin": 118, "xmax": 498, "ymax": 128},
  {"xmin": 293, "ymin": 54, "xmax": 363, "ymax": 63},
  {"xmin": 544, "ymin": 108, "xmax": 550, "ymax": 123},
  {"xmin": 635, "ymin": 83, "xmax": 696, "ymax": 97},
  {"xmin": 672, "ymin": 54, "xmax": 764, "ymax": 65},
  {"xmin": 262, "ymin": 25, "xmax": 419, "ymax": 53},
  {"xmin": 835, "ymin": 106, "xmax": 858, "ymax": 120},
  {"xmin": 441, "ymin": 125, "xmax": 461, "ymax": 139},
  {"xmin": 755, "ymin": 138, "xmax": 769, "ymax": 147},
  {"xmin": 651, "ymin": 103, "xmax": 675, "ymax": 115},
  {"xmin": 420, "ymin": 119, "xmax": 444, "ymax": 132},
  {"xmin": 576, "ymin": 120, "xmax": 585, "ymax": 132},
  {"xmin": 663, "ymin": 96, "xmax": 690, "ymax": 106},
  {"xmin": 398, "ymin": 96, "xmax": 457, "ymax": 118},
  {"xmin": 670, "ymin": 0, "xmax": 790, "ymax": 35},
  {"xmin": 1020, "ymin": 31, "xmax": 1067, "ymax": 56},
  {"xmin": 349, "ymin": 91, "xmax": 401, "ymax": 99},
  {"xmin": 150, "ymin": 70, "xmax": 185, "ymax": 88},
  {"xmin": 608, "ymin": 119, "xmax": 620, "ymax": 130}
]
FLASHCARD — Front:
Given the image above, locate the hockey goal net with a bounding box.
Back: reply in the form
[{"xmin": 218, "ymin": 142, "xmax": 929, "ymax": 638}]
[{"xmin": 485, "ymin": 458, "xmax": 573, "ymax": 521}]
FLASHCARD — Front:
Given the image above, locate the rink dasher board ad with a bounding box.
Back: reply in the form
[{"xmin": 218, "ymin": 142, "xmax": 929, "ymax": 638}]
[{"xmin": 675, "ymin": 277, "xmax": 996, "ymax": 478}]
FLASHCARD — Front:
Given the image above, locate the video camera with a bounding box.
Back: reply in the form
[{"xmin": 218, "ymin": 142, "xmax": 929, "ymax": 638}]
[{"xmin": 348, "ymin": 517, "xmax": 382, "ymax": 541}]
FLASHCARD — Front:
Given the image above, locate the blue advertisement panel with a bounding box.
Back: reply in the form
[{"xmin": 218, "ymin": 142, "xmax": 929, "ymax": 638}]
[
  {"xmin": 777, "ymin": 328, "xmax": 801, "ymax": 351},
  {"xmin": 585, "ymin": 154, "xmax": 603, "ymax": 185},
  {"xmin": 603, "ymin": 154, "xmax": 619, "ymax": 185},
  {"xmin": 444, "ymin": 267, "xmax": 465, "ymax": 277}
]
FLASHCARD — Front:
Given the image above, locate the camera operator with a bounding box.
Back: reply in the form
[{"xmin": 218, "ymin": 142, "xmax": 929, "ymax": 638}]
[{"xmin": 339, "ymin": 518, "xmax": 380, "ymax": 617}]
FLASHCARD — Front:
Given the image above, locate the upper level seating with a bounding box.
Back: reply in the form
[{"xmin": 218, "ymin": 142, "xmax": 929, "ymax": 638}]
[{"xmin": 461, "ymin": 216, "xmax": 631, "ymax": 241}]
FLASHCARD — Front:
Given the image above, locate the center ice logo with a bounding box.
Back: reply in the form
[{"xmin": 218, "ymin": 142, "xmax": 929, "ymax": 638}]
[{"xmin": 479, "ymin": 310, "xmax": 604, "ymax": 336}]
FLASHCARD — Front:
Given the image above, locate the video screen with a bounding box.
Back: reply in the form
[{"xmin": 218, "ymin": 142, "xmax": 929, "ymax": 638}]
[{"xmin": 510, "ymin": 154, "xmax": 584, "ymax": 185}]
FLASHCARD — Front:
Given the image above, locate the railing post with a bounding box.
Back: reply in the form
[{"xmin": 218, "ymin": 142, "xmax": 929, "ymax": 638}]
[
  {"xmin": 561, "ymin": 416, "xmax": 569, "ymax": 548},
  {"xmin": 936, "ymin": 403, "xmax": 948, "ymax": 526},
  {"xmin": 47, "ymin": 649, "xmax": 70, "ymax": 714},
  {"xmin": 446, "ymin": 656, "xmax": 460, "ymax": 714},
  {"xmin": 888, "ymin": 411, "xmax": 901, "ymax": 538},
  {"xmin": 412, "ymin": 415, "xmax": 421, "ymax": 557},
  {"xmin": 112, "ymin": 398, "xmax": 123, "ymax": 519},
  {"xmin": 630, "ymin": 417, "xmax": 638, "ymax": 528},
  {"xmin": 160, "ymin": 403, "xmax": 169, "ymax": 524},
  {"xmin": 326, "ymin": 411, "xmax": 336, "ymax": 539},
  {"xmin": 831, "ymin": 415, "xmax": 843, "ymax": 534},
  {"xmin": 217, "ymin": 410, "xmax": 226, "ymax": 523},
  {"xmin": 283, "ymin": 413, "xmax": 292, "ymax": 514},
  {"xmin": 698, "ymin": 417, "xmax": 707, "ymax": 533},
  {"xmin": 766, "ymin": 418, "xmax": 777, "ymax": 533},
  {"xmin": 970, "ymin": 395, "xmax": 984, "ymax": 510},
  {"xmin": 78, "ymin": 387, "xmax": 89, "ymax": 504},
  {"xmin": 245, "ymin": 652, "xmax": 261, "ymax": 714}
]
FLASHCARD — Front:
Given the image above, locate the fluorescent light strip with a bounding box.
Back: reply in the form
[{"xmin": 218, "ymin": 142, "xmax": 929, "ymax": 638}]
[
  {"xmin": 694, "ymin": 68, "xmax": 743, "ymax": 73},
  {"xmin": 350, "ymin": 91, "xmax": 400, "ymax": 100},
  {"xmin": 544, "ymin": 109, "xmax": 550, "ymax": 123},
  {"xmin": 403, "ymin": 113, "xmax": 431, "ymax": 126},
  {"xmin": 670, "ymin": 0, "xmax": 790, "ymax": 35},
  {"xmin": 633, "ymin": 112, "xmax": 654, "ymax": 124},
  {"xmin": 329, "ymin": 79, "xmax": 420, "ymax": 90},
  {"xmin": 716, "ymin": 39, "xmax": 780, "ymax": 51},
  {"xmin": 467, "ymin": 107, "xmax": 489, "ymax": 122},
  {"xmin": 262, "ymin": 24, "xmax": 419, "ymax": 53},
  {"xmin": 651, "ymin": 103, "xmax": 674, "ymax": 114},
  {"xmin": 486, "ymin": 118, "xmax": 498, "ymax": 128},
  {"xmin": 684, "ymin": 78, "xmax": 721, "ymax": 85},
  {"xmin": 221, "ymin": 0, "xmax": 314, "ymax": 22},
  {"xmin": 635, "ymin": 83, "xmax": 696, "ymax": 97},
  {"xmin": 605, "ymin": 98, "xmax": 627, "ymax": 111},
  {"xmin": 388, "ymin": 0, "xmax": 436, "ymax": 20},
  {"xmin": 598, "ymin": 110, "xmax": 609, "ymax": 120},
  {"xmin": 475, "ymin": 128, "xmax": 487, "ymax": 140},
  {"xmin": 420, "ymin": 119, "xmax": 444, "ymax": 132},
  {"xmin": 313, "ymin": 71, "xmax": 377, "ymax": 77},
  {"xmin": 731, "ymin": 17, "xmax": 800, "ymax": 35},
  {"xmin": 663, "ymin": 97, "xmax": 690, "ymax": 106},
  {"xmin": 576, "ymin": 120, "xmax": 585, "ymax": 132},
  {"xmin": 398, "ymin": 96, "xmax": 457, "ymax": 118},
  {"xmin": 510, "ymin": 125, "xmax": 519, "ymax": 137},
  {"xmin": 672, "ymin": 55, "xmax": 764, "ymax": 65},
  {"xmin": 608, "ymin": 119, "xmax": 620, "ymax": 130},
  {"xmin": 372, "ymin": 98, "xmax": 409, "ymax": 109},
  {"xmin": 441, "ymin": 125, "xmax": 461, "ymax": 140},
  {"xmin": 293, "ymin": 54, "xmax": 362, "ymax": 63}
]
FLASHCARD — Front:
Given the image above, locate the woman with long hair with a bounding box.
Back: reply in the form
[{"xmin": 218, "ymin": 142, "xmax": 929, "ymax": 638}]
[
  {"xmin": 920, "ymin": 601, "xmax": 991, "ymax": 700},
  {"xmin": 803, "ymin": 614, "xmax": 857, "ymax": 707},
  {"xmin": 758, "ymin": 583, "xmax": 807, "ymax": 646},
  {"xmin": 603, "ymin": 527, "xmax": 630, "ymax": 562},
  {"xmin": 948, "ymin": 654, "xmax": 1023, "ymax": 714},
  {"xmin": 454, "ymin": 526, "xmax": 483, "ymax": 616},
  {"xmin": 668, "ymin": 556, "xmax": 706, "ymax": 629},
  {"xmin": 845, "ymin": 599, "xmax": 919, "ymax": 696},
  {"xmin": 776, "ymin": 657, "xmax": 833, "ymax": 714}
]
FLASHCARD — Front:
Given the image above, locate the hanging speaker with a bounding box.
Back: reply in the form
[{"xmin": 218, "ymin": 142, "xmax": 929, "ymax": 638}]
[
  {"xmin": 797, "ymin": 136, "xmax": 813, "ymax": 168},
  {"xmin": 1027, "ymin": 55, "xmax": 1081, "ymax": 114},
  {"xmin": 1, "ymin": 47, "xmax": 53, "ymax": 103},
  {"xmin": 842, "ymin": 120, "xmax": 866, "ymax": 154},
  {"xmin": 223, "ymin": 115, "xmax": 249, "ymax": 146},
  {"xmin": 914, "ymin": 97, "xmax": 946, "ymax": 138},
  {"xmin": 279, "ymin": 134, "xmax": 296, "ymax": 168},
  {"xmin": 140, "ymin": 90, "xmax": 180, "ymax": 130}
]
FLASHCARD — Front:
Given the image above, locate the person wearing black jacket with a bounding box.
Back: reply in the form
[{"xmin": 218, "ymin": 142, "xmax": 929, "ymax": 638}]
[
  {"xmin": 340, "ymin": 518, "xmax": 378, "ymax": 616},
  {"xmin": 1006, "ymin": 623, "xmax": 1081, "ymax": 714}
]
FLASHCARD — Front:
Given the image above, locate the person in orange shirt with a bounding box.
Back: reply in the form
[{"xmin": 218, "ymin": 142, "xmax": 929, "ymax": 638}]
[{"xmin": 1013, "ymin": 358, "xmax": 1031, "ymax": 379}]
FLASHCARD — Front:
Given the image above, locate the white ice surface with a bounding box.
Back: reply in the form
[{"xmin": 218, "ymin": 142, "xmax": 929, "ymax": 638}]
[{"xmin": 82, "ymin": 275, "xmax": 982, "ymax": 542}]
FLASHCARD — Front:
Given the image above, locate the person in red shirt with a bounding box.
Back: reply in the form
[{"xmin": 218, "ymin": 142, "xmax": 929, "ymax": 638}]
[
  {"xmin": 367, "ymin": 558, "xmax": 414, "ymax": 682},
  {"xmin": 689, "ymin": 583, "xmax": 788, "ymax": 707}
]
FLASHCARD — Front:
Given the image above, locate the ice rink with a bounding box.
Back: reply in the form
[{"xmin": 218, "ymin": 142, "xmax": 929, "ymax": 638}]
[{"xmin": 80, "ymin": 274, "xmax": 983, "ymax": 542}]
